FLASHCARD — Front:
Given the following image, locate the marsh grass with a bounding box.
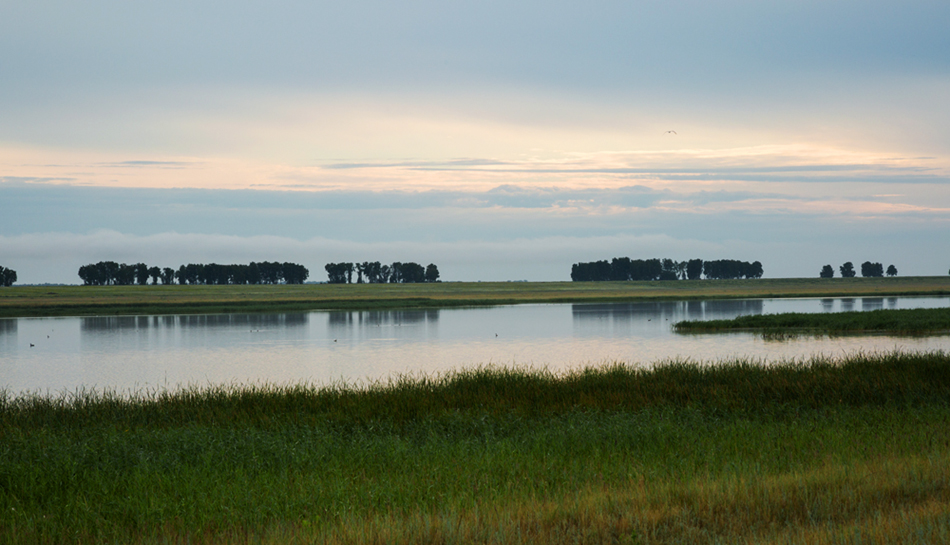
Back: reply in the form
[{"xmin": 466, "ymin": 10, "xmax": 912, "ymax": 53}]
[
  {"xmin": 674, "ymin": 307, "xmax": 950, "ymax": 336},
  {"xmin": 2, "ymin": 351, "xmax": 950, "ymax": 543}
]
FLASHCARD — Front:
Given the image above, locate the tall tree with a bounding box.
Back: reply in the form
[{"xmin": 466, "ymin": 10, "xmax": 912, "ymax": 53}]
[
  {"xmin": 324, "ymin": 263, "xmax": 351, "ymax": 284},
  {"xmin": 819, "ymin": 264, "xmax": 834, "ymax": 278},
  {"xmin": 134, "ymin": 263, "xmax": 150, "ymax": 285},
  {"xmin": 886, "ymin": 264, "xmax": 898, "ymax": 277},
  {"xmin": 839, "ymin": 262, "xmax": 856, "ymax": 278},
  {"xmin": 861, "ymin": 261, "xmax": 884, "ymax": 277},
  {"xmin": 282, "ymin": 262, "xmax": 309, "ymax": 284},
  {"xmin": 425, "ymin": 263, "xmax": 440, "ymax": 283},
  {"xmin": 686, "ymin": 259, "xmax": 703, "ymax": 280},
  {"xmin": 0, "ymin": 266, "xmax": 16, "ymax": 287},
  {"xmin": 147, "ymin": 266, "xmax": 161, "ymax": 285}
]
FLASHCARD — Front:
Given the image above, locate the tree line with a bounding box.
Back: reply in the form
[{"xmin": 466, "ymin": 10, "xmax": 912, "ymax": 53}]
[
  {"xmin": 820, "ymin": 261, "xmax": 897, "ymax": 278},
  {"xmin": 325, "ymin": 262, "xmax": 440, "ymax": 284},
  {"xmin": 571, "ymin": 258, "xmax": 763, "ymax": 282},
  {"xmin": 0, "ymin": 266, "xmax": 16, "ymax": 287},
  {"xmin": 78, "ymin": 261, "xmax": 309, "ymax": 286}
]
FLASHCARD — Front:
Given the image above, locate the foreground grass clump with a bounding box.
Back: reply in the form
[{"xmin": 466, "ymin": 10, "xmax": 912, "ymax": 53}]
[
  {"xmin": 675, "ymin": 306, "xmax": 950, "ymax": 336},
  {"xmin": 2, "ymin": 352, "xmax": 950, "ymax": 543}
]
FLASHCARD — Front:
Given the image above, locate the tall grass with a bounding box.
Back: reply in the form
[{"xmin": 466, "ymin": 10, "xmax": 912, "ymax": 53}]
[
  {"xmin": 674, "ymin": 306, "xmax": 950, "ymax": 335},
  {"xmin": 2, "ymin": 351, "xmax": 950, "ymax": 543}
]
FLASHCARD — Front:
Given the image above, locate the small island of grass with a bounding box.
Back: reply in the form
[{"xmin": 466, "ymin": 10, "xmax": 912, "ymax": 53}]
[{"xmin": 674, "ymin": 306, "xmax": 950, "ymax": 336}]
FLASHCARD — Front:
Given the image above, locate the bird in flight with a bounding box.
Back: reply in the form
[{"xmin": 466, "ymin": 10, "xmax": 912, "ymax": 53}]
[{"xmin": 665, "ymin": 130, "xmax": 677, "ymax": 135}]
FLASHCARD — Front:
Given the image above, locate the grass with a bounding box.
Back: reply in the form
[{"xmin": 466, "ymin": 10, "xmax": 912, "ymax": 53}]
[
  {"xmin": 2, "ymin": 275, "xmax": 950, "ymax": 317},
  {"xmin": 674, "ymin": 306, "xmax": 950, "ymax": 336},
  {"xmin": 2, "ymin": 351, "xmax": 950, "ymax": 543}
]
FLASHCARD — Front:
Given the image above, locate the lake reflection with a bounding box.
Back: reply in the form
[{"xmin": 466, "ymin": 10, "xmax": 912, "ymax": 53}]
[{"xmin": 1, "ymin": 296, "xmax": 948, "ymax": 396}]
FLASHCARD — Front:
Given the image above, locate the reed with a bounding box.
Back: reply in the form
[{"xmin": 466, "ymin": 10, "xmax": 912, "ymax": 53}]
[
  {"xmin": 674, "ymin": 306, "xmax": 950, "ymax": 335},
  {"xmin": 2, "ymin": 351, "xmax": 949, "ymax": 543}
]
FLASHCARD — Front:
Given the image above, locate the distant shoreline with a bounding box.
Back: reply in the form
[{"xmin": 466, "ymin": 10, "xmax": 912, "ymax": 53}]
[{"xmin": 1, "ymin": 276, "xmax": 948, "ymax": 318}]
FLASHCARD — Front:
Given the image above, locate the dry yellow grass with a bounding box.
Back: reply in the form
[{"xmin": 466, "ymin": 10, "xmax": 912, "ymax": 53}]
[{"xmin": 266, "ymin": 453, "xmax": 950, "ymax": 544}]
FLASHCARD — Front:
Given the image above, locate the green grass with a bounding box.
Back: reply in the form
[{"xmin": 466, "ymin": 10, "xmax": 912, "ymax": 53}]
[
  {"xmin": 3, "ymin": 351, "xmax": 950, "ymax": 543},
  {"xmin": 674, "ymin": 306, "xmax": 950, "ymax": 336},
  {"xmin": 3, "ymin": 276, "xmax": 950, "ymax": 317}
]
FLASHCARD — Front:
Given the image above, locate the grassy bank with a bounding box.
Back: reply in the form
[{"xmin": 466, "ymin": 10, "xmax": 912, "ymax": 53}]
[
  {"xmin": 3, "ymin": 351, "xmax": 950, "ymax": 543},
  {"xmin": 674, "ymin": 307, "xmax": 950, "ymax": 336},
  {"xmin": 3, "ymin": 275, "xmax": 950, "ymax": 317}
]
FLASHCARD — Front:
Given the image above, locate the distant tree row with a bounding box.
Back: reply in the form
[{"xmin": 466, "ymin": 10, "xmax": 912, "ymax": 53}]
[
  {"xmin": 571, "ymin": 258, "xmax": 763, "ymax": 282},
  {"xmin": 325, "ymin": 262, "xmax": 440, "ymax": 284},
  {"xmin": 819, "ymin": 262, "xmax": 897, "ymax": 278},
  {"xmin": 78, "ymin": 261, "xmax": 309, "ymax": 286},
  {"xmin": 0, "ymin": 266, "xmax": 16, "ymax": 287}
]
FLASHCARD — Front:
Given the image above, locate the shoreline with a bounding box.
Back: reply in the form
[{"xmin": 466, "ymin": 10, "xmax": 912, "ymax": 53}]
[{"xmin": 1, "ymin": 276, "xmax": 949, "ymax": 318}]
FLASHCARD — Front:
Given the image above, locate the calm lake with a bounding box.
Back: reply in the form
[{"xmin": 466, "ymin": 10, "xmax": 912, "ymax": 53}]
[{"xmin": 2, "ymin": 296, "xmax": 949, "ymax": 396}]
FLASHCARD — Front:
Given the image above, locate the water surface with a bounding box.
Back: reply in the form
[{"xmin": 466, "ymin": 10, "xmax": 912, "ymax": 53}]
[{"xmin": 1, "ymin": 297, "xmax": 948, "ymax": 396}]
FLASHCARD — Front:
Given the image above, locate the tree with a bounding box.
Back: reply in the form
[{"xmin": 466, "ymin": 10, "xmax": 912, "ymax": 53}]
[
  {"xmin": 425, "ymin": 263, "xmax": 440, "ymax": 283},
  {"xmin": 78, "ymin": 264, "xmax": 103, "ymax": 285},
  {"xmin": 839, "ymin": 262, "xmax": 856, "ymax": 278},
  {"xmin": 325, "ymin": 263, "xmax": 352, "ymax": 284},
  {"xmin": 861, "ymin": 261, "xmax": 884, "ymax": 277},
  {"xmin": 746, "ymin": 261, "xmax": 764, "ymax": 279},
  {"xmin": 134, "ymin": 263, "xmax": 150, "ymax": 285},
  {"xmin": 282, "ymin": 262, "xmax": 309, "ymax": 284},
  {"xmin": 819, "ymin": 264, "xmax": 834, "ymax": 278},
  {"xmin": 886, "ymin": 264, "xmax": 898, "ymax": 277},
  {"xmin": 160, "ymin": 267, "xmax": 176, "ymax": 285},
  {"xmin": 0, "ymin": 266, "xmax": 16, "ymax": 287},
  {"xmin": 686, "ymin": 259, "xmax": 703, "ymax": 280},
  {"xmin": 148, "ymin": 266, "xmax": 162, "ymax": 285},
  {"xmin": 659, "ymin": 259, "xmax": 679, "ymax": 281},
  {"xmin": 393, "ymin": 262, "xmax": 425, "ymax": 283}
]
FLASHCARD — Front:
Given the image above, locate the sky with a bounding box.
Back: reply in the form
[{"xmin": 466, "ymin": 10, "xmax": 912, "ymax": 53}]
[{"xmin": 2, "ymin": 0, "xmax": 949, "ymax": 284}]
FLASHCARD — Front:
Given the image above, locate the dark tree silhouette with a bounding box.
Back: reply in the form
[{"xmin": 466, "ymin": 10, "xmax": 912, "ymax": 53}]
[
  {"xmin": 425, "ymin": 263, "xmax": 440, "ymax": 283},
  {"xmin": 0, "ymin": 266, "xmax": 16, "ymax": 287},
  {"xmin": 134, "ymin": 263, "xmax": 149, "ymax": 286},
  {"xmin": 659, "ymin": 259, "xmax": 679, "ymax": 281},
  {"xmin": 147, "ymin": 266, "xmax": 161, "ymax": 285},
  {"xmin": 393, "ymin": 262, "xmax": 426, "ymax": 283},
  {"xmin": 840, "ymin": 262, "xmax": 856, "ymax": 278},
  {"xmin": 820, "ymin": 264, "xmax": 834, "ymax": 278},
  {"xmin": 686, "ymin": 259, "xmax": 703, "ymax": 280},
  {"xmin": 886, "ymin": 264, "xmax": 897, "ymax": 277},
  {"xmin": 160, "ymin": 267, "xmax": 176, "ymax": 285},
  {"xmin": 861, "ymin": 261, "xmax": 884, "ymax": 277},
  {"xmin": 282, "ymin": 262, "xmax": 309, "ymax": 284},
  {"xmin": 573, "ymin": 257, "xmax": 761, "ymax": 281},
  {"xmin": 325, "ymin": 263, "xmax": 352, "ymax": 284}
]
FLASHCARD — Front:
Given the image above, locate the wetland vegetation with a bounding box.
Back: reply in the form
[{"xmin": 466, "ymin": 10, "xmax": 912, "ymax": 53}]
[
  {"xmin": 674, "ymin": 307, "xmax": 950, "ymax": 336},
  {"xmin": 3, "ymin": 351, "xmax": 950, "ymax": 543}
]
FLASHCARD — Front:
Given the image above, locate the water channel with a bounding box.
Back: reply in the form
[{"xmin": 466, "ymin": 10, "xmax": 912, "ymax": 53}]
[{"xmin": 2, "ymin": 296, "xmax": 949, "ymax": 396}]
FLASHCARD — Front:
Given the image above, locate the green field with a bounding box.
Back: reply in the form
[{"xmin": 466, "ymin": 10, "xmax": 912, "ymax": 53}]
[
  {"xmin": 3, "ymin": 351, "xmax": 950, "ymax": 544},
  {"xmin": 675, "ymin": 307, "xmax": 950, "ymax": 336},
  {"xmin": 2, "ymin": 276, "xmax": 950, "ymax": 317}
]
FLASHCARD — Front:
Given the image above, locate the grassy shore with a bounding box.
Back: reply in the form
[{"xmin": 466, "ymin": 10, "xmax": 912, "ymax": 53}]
[
  {"xmin": 675, "ymin": 307, "xmax": 950, "ymax": 336},
  {"xmin": 3, "ymin": 351, "xmax": 950, "ymax": 543},
  {"xmin": 2, "ymin": 276, "xmax": 950, "ymax": 317}
]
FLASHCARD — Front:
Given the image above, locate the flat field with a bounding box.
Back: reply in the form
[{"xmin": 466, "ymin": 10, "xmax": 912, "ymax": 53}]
[
  {"xmin": 2, "ymin": 276, "xmax": 950, "ymax": 317},
  {"xmin": 2, "ymin": 352, "xmax": 949, "ymax": 544}
]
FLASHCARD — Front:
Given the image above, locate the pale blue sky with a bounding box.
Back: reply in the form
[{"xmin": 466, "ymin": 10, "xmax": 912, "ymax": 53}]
[{"xmin": 1, "ymin": 1, "xmax": 948, "ymax": 282}]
